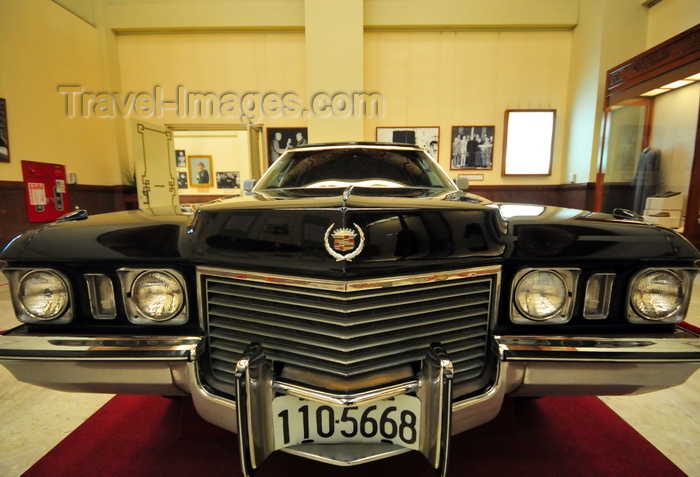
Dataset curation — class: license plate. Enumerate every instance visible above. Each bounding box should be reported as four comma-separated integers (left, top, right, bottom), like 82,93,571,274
272,395,421,450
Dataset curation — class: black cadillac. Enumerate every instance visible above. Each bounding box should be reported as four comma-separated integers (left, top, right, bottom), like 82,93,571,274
1,142,700,476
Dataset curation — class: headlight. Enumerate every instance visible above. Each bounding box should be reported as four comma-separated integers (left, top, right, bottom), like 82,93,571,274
16,270,72,323
118,269,188,324
511,269,579,324
628,269,691,323
132,271,184,321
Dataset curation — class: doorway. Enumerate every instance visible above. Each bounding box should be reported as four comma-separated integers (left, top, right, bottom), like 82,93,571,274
598,24,700,248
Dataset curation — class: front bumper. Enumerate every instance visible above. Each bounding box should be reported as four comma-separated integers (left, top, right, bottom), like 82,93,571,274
1,326,700,475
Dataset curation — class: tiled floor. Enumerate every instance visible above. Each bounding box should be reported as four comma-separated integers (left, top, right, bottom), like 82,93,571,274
0,273,112,476
0,272,699,476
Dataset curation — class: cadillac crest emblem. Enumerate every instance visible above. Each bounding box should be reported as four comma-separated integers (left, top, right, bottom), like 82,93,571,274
324,223,365,261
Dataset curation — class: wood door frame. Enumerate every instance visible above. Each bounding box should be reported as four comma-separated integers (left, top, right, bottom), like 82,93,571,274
598,24,700,247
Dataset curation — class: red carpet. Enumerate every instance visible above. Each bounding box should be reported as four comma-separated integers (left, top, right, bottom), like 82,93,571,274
681,320,700,335
23,394,684,477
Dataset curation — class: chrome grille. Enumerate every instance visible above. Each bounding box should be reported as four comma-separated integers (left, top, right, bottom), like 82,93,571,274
200,266,498,390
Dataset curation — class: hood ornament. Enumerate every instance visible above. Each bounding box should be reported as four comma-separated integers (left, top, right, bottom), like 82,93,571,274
324,223,365,261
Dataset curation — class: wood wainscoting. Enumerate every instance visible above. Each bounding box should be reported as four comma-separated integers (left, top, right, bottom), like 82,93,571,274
0,181,133,250
468,183,595,211
1,181,596,250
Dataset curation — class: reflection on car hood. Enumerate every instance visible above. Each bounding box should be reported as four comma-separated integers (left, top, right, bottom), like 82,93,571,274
2,192,697,274
191,188,505,276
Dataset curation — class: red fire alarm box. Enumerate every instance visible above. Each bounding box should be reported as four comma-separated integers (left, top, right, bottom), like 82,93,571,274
21,160,71,223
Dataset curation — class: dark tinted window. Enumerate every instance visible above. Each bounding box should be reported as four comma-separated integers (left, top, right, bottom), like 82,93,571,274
258,147,451,189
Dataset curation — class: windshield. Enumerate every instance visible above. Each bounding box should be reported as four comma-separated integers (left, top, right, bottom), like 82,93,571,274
256,147,455,190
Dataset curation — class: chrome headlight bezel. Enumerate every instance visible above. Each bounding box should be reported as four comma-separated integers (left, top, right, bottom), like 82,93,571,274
510,268,579,324
583,272,616,320
117,268,188,325
5,268,74,324
84,273,117,320
627,268,696,324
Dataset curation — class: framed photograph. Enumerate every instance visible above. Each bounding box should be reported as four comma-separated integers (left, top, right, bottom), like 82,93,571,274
0,98,9,163
267,127,308,166
175,149,186,168
177,171,188,189
187,155,213,187
376,127,439,159
503,109,555,176
450,126,495,170
216,171,240,189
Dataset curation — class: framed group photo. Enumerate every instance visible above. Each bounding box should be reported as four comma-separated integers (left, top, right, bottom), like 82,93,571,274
267,127,308,166
188,155,213,187
450,126,495,170
376,127,440,159
216,171,240,189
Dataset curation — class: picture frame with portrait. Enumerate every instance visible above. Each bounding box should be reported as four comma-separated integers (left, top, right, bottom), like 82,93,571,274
450,126,495,170
267,127,308,166
177,171,188,189
175,149,187,168
188,155,213,187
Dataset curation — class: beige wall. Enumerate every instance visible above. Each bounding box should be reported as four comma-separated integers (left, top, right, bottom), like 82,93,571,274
647,0,700,47
103,0,579,32
117,32,307,129
0,0,118,184
365,31,572,184
1,0,699,191
119,29,571,185
564,0,650,186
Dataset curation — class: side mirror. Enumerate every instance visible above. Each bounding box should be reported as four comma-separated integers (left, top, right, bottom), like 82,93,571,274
243,179,257,192
612,208,644,222
453,176,469,191
56,209,89,223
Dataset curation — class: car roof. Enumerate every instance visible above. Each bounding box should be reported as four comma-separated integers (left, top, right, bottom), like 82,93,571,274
288,142,425,152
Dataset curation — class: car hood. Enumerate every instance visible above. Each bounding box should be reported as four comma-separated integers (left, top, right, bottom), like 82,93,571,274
188,188,507,276
2,189,697,277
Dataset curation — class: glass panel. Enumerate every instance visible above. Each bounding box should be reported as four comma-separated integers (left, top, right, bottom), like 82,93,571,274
601,104,647,214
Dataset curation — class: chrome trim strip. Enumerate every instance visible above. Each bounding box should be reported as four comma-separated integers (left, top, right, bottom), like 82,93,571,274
451,360,508,434
497,329,700,362
281,443,411,466
235,343,276,476
197,265,501,294
273,380,419,407
186,360,239,433
418,344,453,477
0,333,202,361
